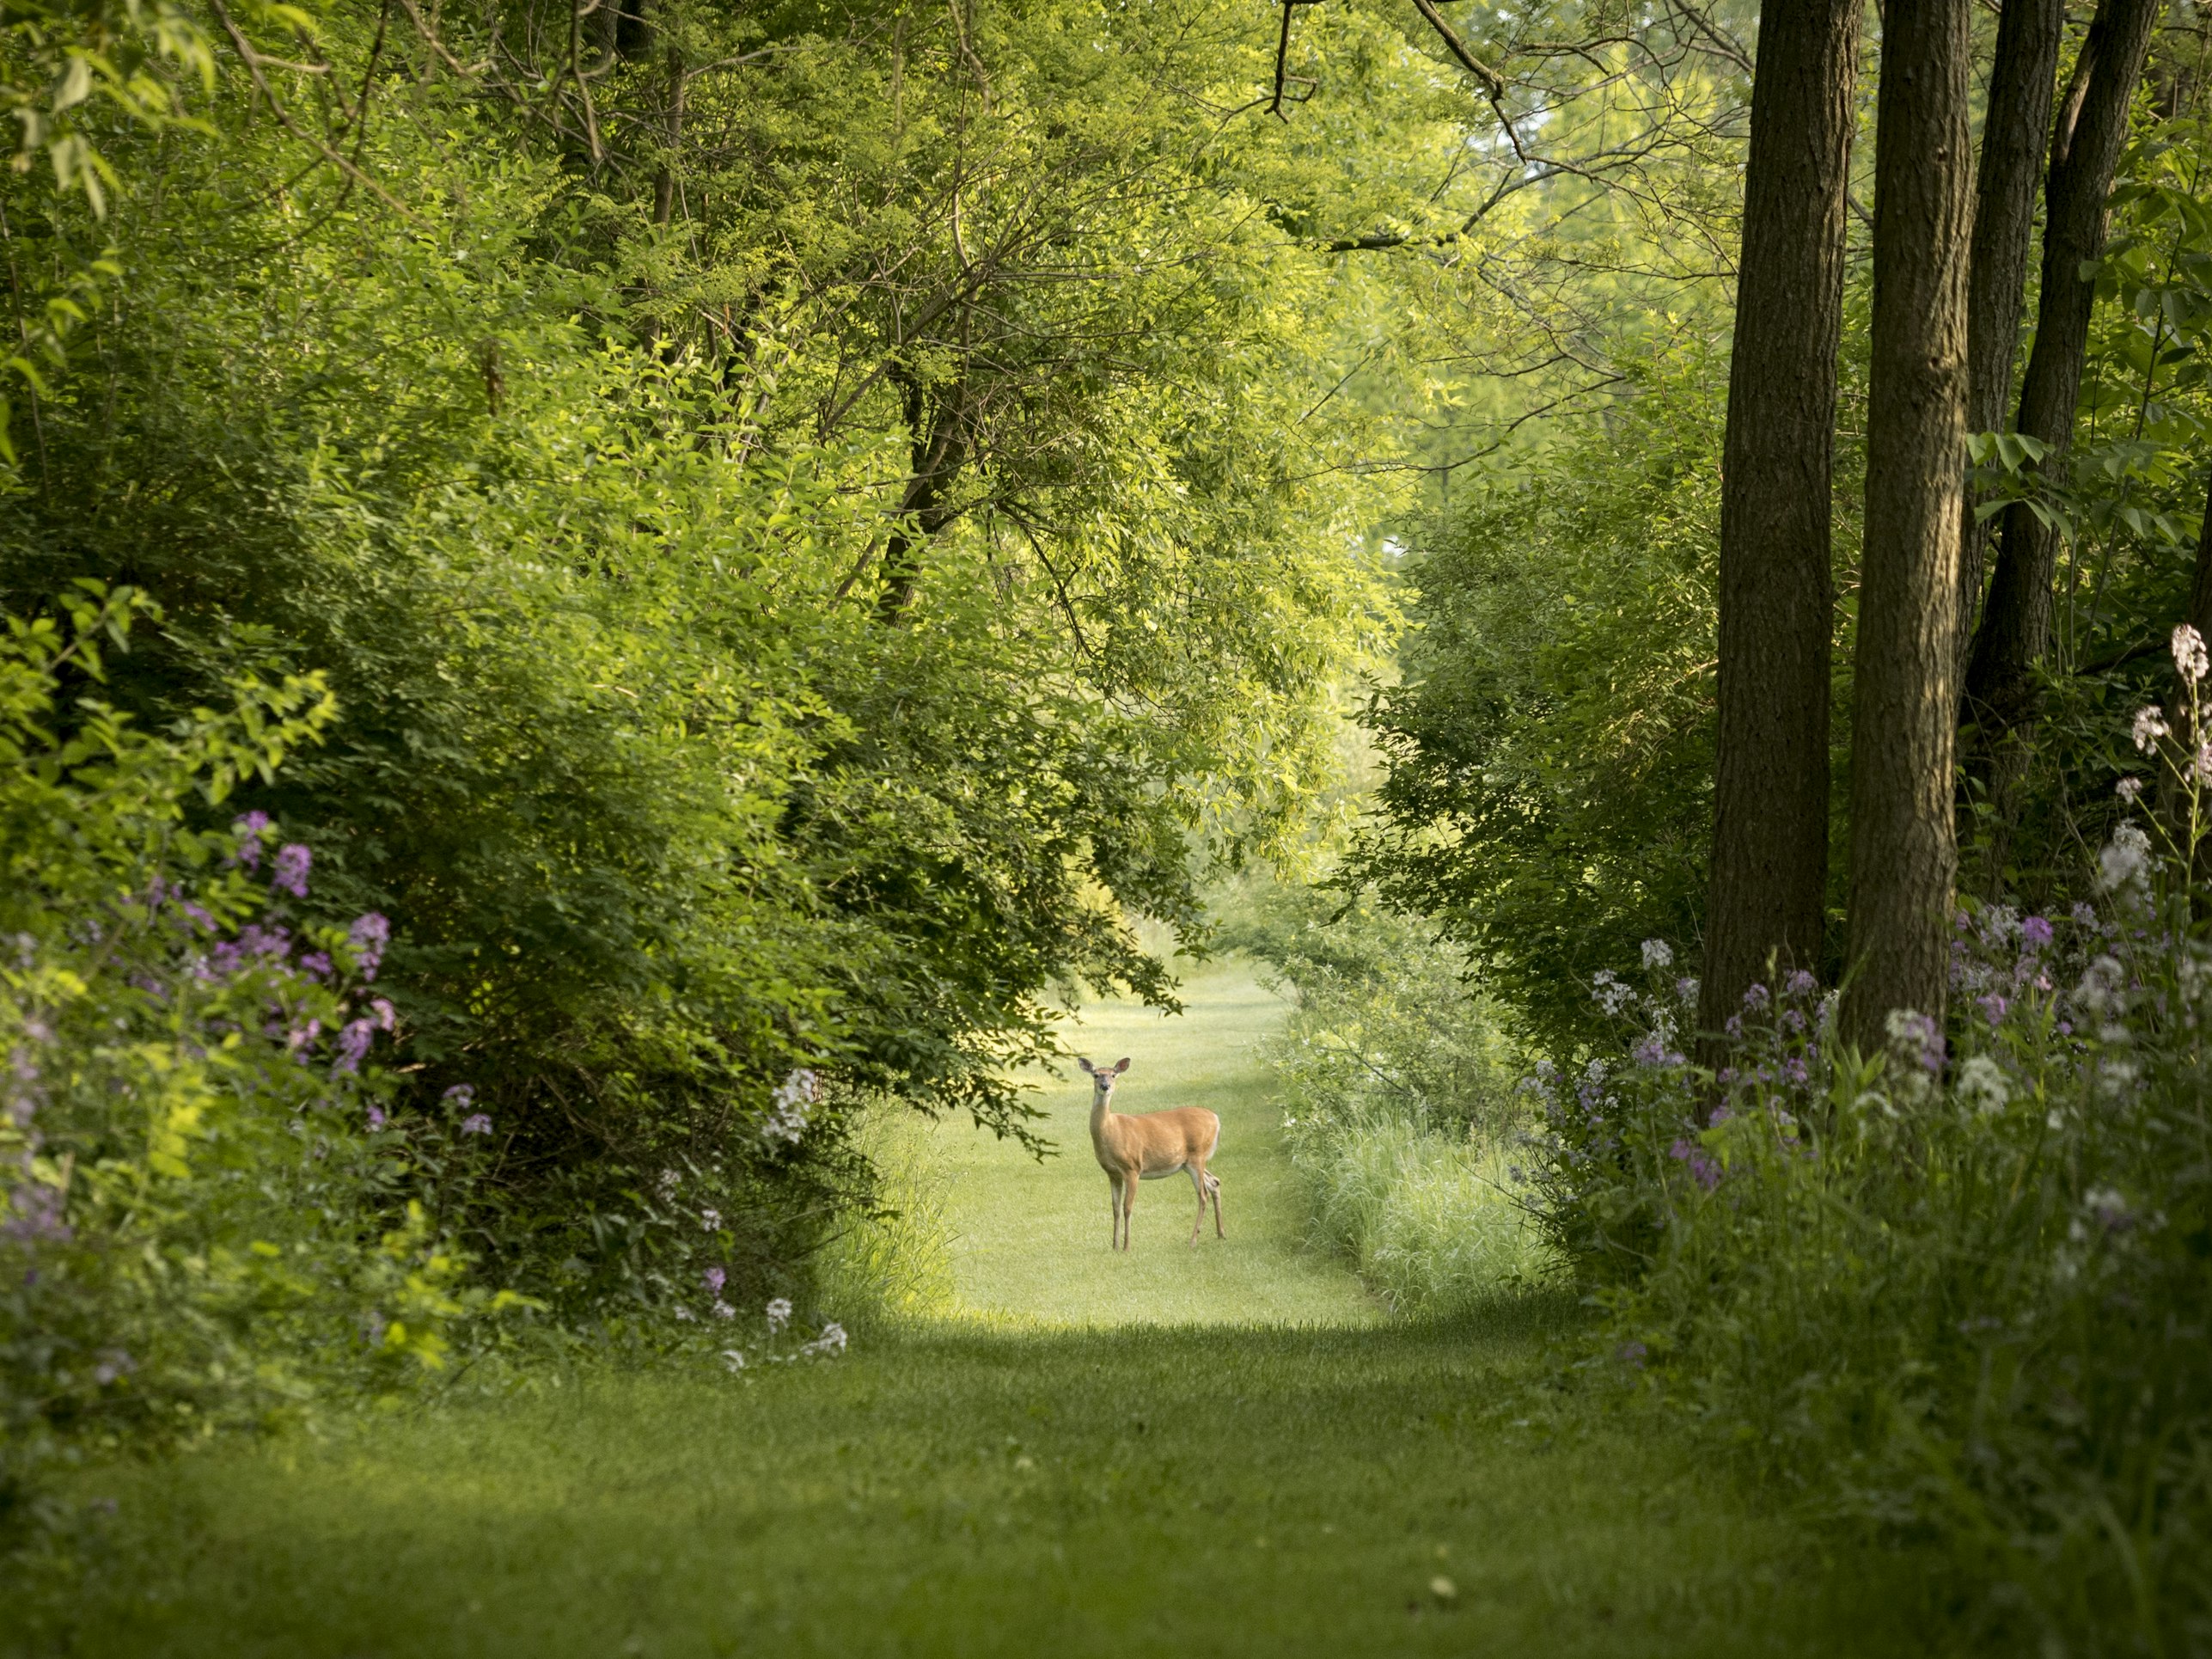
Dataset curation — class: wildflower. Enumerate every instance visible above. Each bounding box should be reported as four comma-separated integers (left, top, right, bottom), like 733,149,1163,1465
1667,1138,1722,1193
2196,744,2212,787
763,1068,819,1146
2084,1185,2136,1234
2133,706,2170,753
712,1301,736,1320
92,1349,135,1387
1782,1056,1809,1087
721,1350,747,1371
672,1306,694,1322
348,913,391,981
2116,776,2144,804
459,1113,492,1136
370,998,396,1032
657,1169,681,1197
1885,1009,1945,1074
230,811,271,868
704,1266,727,1295
1957,1054,2008,1115
1592,970,1632,1015
800,1321,848,1358
333,1019,375,1075
1616,1340,1647,1367
2174,624,2209,683
766,1297,792,1333
366,1105,388,1130
701,1207,722,1230
300,952,333,981
1742,983,1770,1012
2019,915,2053,952
287,1018,322,1054
1674,976,1700,1007
272,843,313,899
1784,970,1818,999
2098,823,2153,893
1631,1031,1684,1068
443,1084,475,1109
1977,993,2008,1027
1641,939,1674,970
1724,1014,1743,1039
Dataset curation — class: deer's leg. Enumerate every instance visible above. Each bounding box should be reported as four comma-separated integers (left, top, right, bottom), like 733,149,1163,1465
1120,1173,1140,1252
1185,1165,1206,1245
1107,1174,1121,1251
1209,1172,1225,1238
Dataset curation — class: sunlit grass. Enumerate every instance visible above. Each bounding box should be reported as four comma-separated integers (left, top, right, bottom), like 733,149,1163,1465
8,959,1954,1658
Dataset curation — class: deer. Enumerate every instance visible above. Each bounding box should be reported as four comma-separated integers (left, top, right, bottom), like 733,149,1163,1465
1078,1056,1223,1252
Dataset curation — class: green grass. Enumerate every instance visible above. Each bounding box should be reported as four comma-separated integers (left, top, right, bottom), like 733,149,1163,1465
5,959,1953,1658
932,964,1378,1326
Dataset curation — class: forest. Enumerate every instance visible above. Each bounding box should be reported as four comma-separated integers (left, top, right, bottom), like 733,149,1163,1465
2,0,2209,1650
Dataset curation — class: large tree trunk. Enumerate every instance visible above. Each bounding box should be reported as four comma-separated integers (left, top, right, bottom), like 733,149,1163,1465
1956,0,2067,676
1964,0,2164,734
1697,0,1861,1050
1841,0,1975,1053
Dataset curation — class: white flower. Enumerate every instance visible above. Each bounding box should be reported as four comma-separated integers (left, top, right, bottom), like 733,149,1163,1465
721,1349,747,1372
763,1068,819,1146
1641,939,1674,970
2097,823,2153,892
799,1321,848,1358
700,1207,723,1232
766,1296,792,1333
1956,1054,2008,1115
2117,776,2144,804
2133,705,2170,754
2173,624,2209,684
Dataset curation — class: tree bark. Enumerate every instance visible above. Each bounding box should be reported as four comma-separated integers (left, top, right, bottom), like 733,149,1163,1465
1842,0,1975,1052
1964,0,2163,733
1956,0,2067,675
878,369,969,620
1697,0,1862,1051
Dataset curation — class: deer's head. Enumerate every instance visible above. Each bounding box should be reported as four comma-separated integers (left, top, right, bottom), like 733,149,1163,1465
1077,1056,1131,1103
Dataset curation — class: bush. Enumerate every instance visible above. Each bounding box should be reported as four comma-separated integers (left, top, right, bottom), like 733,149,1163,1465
1521,647,2212,1651
1,589,530,1538
1224,878,1549,1313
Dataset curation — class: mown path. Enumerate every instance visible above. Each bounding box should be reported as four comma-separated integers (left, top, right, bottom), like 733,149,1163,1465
15,969,1943,1659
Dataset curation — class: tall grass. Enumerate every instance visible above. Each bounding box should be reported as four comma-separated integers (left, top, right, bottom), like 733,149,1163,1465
1223,878,1555,1313
815,1102,959,1325
1290,1114,1549,1313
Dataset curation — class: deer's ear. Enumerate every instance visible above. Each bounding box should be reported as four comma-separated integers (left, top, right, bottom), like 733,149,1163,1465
1113,1057,1132,1074
1076,1057,1096,1075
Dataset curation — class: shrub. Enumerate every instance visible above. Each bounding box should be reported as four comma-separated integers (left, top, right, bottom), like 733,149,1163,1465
1521,634,2212,1651
1,589,529,1538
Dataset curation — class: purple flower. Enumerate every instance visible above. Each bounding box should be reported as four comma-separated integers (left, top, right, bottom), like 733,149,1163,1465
1783,969,1818,999
300,952,333,981
271,844,312,899
231,811,271,868
1977,993,2009,1028
333,1019,375,1075
1742,983,1770,1012
370,998,396,1032
1,1180,71,1243
1724,1013,1743,1039
348,913,390,981
704,1266,727,1295
459,1113,492,1136
443,1084,474,1109
287,1018,322,1053
1667,1138,1722,1192
366,1105,388,1130
2018,915,2053,952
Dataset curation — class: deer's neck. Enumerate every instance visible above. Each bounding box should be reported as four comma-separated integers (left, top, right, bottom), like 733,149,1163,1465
1089,1088,1118,1148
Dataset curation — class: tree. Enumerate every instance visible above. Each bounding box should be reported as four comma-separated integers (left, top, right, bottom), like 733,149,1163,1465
1841,0,1975,1050
1965,0,2165,750
1696,0,1861,1045
1957,0,2068,676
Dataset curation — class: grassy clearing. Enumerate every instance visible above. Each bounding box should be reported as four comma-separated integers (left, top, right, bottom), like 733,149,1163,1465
15,1314,1942,1659
6,957,1953,1657
928,964,1378,1327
